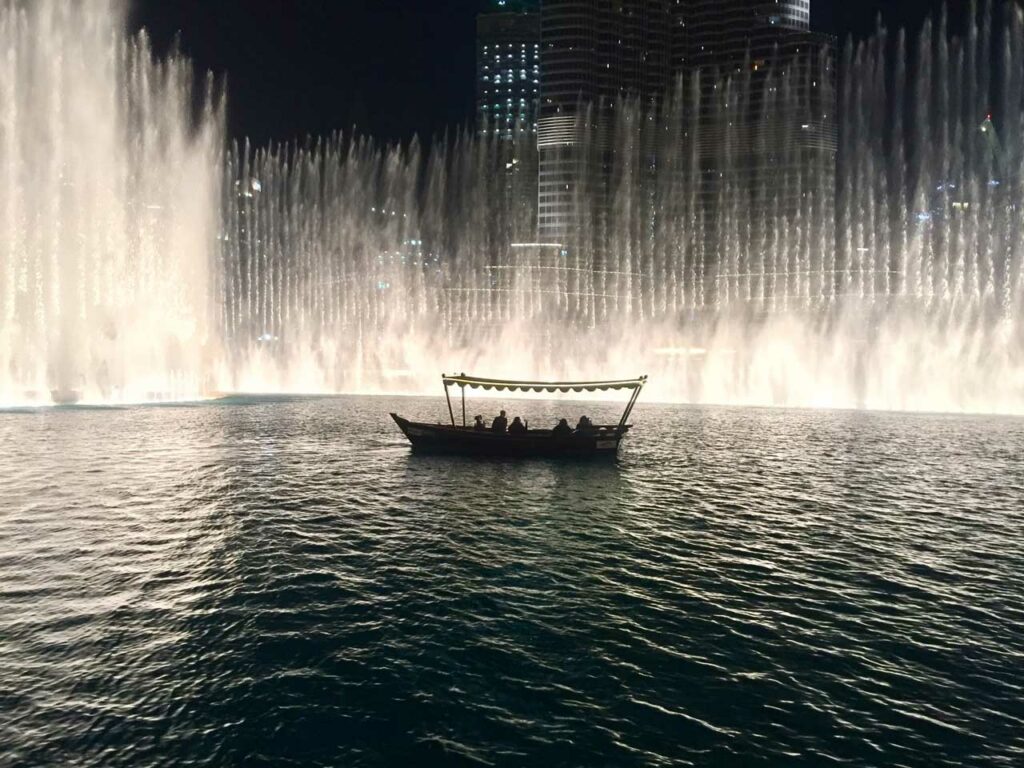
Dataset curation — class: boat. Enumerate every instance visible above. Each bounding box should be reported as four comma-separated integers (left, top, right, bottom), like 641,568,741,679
391,373,647,457
50,389,82,405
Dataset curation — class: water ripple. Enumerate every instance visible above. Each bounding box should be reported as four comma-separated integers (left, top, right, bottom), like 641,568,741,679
1,397,1022,767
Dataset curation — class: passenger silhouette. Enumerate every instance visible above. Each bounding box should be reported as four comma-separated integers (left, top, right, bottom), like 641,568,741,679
473,415,486,431
552,418,572,438
575,415,595,435
492,410,508,433
509,416,527,434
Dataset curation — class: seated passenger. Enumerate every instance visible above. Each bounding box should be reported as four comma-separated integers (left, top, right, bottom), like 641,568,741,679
575,415,595,435
473,415,486,431
491,410,508,433
552,418,572,438
508,416,527,434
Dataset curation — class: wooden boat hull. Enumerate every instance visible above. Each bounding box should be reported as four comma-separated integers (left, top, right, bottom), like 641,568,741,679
391,413,625,458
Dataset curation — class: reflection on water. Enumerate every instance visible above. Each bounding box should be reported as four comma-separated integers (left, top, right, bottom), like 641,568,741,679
1,397,1022,767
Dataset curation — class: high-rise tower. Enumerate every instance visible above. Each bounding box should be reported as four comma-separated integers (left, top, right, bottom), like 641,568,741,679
537,0,679,242
684,0,837,307
686,0,811,70
526,0,833,306
476,1,541,139
476,1,542,240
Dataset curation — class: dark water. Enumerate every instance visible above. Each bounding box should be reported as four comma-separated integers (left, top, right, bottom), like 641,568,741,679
1,396,1023,767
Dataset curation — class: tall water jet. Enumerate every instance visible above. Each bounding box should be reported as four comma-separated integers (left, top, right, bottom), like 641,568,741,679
219,2,1024,414
0,0,222,405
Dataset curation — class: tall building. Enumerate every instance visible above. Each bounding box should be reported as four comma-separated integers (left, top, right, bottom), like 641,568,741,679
476,1,541,139
517,0,834,304
476,1,541,240
537,0,679,242
685,0,837,306
687,1,811,68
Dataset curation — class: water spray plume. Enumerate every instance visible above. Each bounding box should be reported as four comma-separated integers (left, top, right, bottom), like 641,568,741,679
1,1,1023,414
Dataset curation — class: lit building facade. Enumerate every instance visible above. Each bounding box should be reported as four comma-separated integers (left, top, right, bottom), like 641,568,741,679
686,1,812,69
476,1,541,139
537,0,679,242
500,0,834,304
477,1,541,241
684,0,837,305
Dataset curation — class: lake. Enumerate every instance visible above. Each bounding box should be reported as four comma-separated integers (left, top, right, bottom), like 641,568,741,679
1,396,1022,766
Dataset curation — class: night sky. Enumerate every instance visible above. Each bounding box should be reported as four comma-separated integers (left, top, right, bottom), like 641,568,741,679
130,0,968,146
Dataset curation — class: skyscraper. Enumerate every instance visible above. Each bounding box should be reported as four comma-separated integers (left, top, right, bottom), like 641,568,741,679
685,0,829,146
476,1,542,239
686,1,812,69
490,0,834,310
684,0,837,306
537,0,679,242
476,1,541,139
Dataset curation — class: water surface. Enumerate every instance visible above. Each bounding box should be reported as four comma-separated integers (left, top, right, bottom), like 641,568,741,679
1,397,1022,766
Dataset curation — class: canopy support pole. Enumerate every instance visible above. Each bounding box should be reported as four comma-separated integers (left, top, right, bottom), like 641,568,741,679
461,386,466,427
443,377,455,426
617,384,643,433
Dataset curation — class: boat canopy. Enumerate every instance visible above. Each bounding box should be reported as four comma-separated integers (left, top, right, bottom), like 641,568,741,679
442,374,647,393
